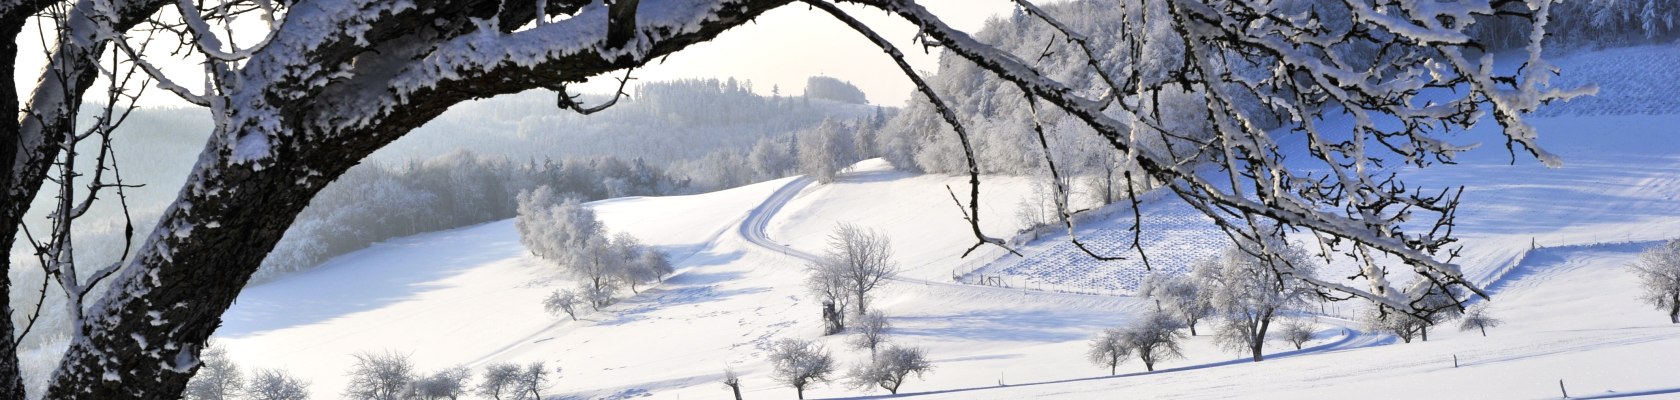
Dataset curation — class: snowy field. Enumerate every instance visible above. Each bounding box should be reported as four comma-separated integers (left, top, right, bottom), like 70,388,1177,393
216,44,1680,399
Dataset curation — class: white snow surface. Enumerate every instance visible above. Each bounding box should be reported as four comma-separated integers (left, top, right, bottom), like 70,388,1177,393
219,45,1680,399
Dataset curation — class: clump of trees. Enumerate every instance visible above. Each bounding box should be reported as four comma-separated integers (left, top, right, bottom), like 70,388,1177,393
411,366,472,400
182,342,309,400
768,339,836,400
804,76,870,105
263,152,686,283
1631,239,1680,323
1086,311,1186,374
805,224,899,334
516,186,674,312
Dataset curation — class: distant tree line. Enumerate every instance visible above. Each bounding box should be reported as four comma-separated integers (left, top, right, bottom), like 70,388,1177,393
258,152,685,283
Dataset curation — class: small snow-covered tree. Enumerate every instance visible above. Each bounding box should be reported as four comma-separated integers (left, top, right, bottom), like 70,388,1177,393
768,338,835,400
817,223,898,316
513,362,553,400
1087,328,1130,376
1631,239,1680,323
412,366,472,400
580,278,620,311
246,369,310,400
183,343,243,400
1276,319,1316,350
1199,239,1318,362
475,363,521,400
806,260,854,335
544,290,583,321
1122,312,1187,372
1408,283,1466,342
849,311,892,356
846,345,932,395
1140,273,1214,335
609,234,665,293
1458,304,1504,337
343,351,416,400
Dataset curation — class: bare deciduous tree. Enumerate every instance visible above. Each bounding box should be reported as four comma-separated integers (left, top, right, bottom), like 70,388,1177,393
344,351,416,400
183,342,243,400
1275,319,1315,350
247,368,311,400
413,366,473,400
846,345,932,395
1199,239,1317,361
544,290,583,321
848,311,891,356
475,363,521,400
1122,312,1186,372
721,366,743,400
514,362,554,400
1087,327,1129,376
1632,239,1680,323
812,223,897,316
1140,272,1213,335
1457,304,1504,337
768,338,835,400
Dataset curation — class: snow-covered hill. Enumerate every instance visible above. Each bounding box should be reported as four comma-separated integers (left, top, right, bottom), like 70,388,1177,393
218,44,1680,399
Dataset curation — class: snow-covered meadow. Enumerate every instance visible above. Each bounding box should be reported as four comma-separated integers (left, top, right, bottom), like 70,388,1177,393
207,42,1680,399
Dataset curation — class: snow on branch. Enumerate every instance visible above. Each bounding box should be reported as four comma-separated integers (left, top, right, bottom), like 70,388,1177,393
840,0,1594,318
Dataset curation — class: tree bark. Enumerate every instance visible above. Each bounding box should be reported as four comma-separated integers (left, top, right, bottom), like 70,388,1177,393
1251,311,1272,362
41,1,791,397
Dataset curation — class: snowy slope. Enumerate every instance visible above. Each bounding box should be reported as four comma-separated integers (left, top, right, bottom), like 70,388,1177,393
218,43,1680,400
218,178,792,398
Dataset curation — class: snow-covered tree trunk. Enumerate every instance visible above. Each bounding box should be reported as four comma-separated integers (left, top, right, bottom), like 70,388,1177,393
0,0,170,396
37,1,793,397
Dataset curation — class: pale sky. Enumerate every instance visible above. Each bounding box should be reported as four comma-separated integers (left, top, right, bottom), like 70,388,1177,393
13,1,1017,109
